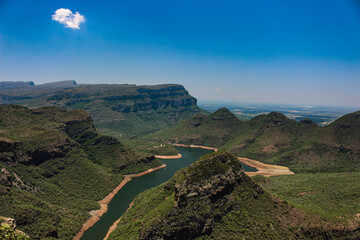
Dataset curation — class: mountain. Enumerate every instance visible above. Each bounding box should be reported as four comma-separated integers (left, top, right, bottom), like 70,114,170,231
0,81,203,139
0,81,34,90
108,151,358,239
0,105,162,239
140,108,360,173
151,108,242,147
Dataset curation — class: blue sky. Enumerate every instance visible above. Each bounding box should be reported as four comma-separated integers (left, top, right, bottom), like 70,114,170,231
1,0,360,107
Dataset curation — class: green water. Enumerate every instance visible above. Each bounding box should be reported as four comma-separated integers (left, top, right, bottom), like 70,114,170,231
81,147,257,240
240,162,258,172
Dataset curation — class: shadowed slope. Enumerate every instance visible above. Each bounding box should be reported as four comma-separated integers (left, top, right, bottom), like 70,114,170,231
0,82,203,140
109,151,359,240
138,108,360,173
0,105,161,239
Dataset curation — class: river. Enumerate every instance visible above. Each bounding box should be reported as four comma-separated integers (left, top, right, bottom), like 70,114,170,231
80,147,257,240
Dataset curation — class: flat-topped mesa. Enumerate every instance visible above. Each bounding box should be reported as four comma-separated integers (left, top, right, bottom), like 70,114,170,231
0,81,34,90
36,80,77,89
109,84,197,113
0,82,202,138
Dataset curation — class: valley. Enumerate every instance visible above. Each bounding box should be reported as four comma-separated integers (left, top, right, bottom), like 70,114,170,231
0,81,203,140
0,105,162,238
0,81,359,239
81,147,214,240
108,151,359,239
2,2,360,239
199,102,358,126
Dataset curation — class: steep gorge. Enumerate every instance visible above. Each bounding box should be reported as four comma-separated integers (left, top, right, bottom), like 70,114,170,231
0,82,202,139
109,151,359,240
0,105,162,239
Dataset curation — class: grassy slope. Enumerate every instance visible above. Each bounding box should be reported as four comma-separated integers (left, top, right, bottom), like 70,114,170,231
109,152,358,240
256,172,360,221
130,109,241,155
94,105,202,140
0,105,162,239
133,107,360,233
137,108,360,173
0,83,203,141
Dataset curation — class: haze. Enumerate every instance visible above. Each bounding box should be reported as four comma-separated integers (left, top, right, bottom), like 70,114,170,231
1,0,360,107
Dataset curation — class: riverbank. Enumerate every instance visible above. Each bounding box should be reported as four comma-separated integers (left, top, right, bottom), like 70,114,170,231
173,143,293,177
73,164,166,240
154,153,182,159
103,201,134,240
237,157,294,177
172,143,218,151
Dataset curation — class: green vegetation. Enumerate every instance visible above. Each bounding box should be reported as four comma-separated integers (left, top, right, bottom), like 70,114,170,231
2,83,360,239
0,217,28,240
137,107,360,173
109,151,358,239
125,107,359,239
257,172,360,221
0,225,28,240
108,182,176,239
0,82,203,140
95,106,202,140
0,105,162,239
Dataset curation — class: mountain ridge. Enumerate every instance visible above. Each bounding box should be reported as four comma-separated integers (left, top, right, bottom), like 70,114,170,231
108,151,359,239
0,105,162,238
0,81,203,140
139,107,360,173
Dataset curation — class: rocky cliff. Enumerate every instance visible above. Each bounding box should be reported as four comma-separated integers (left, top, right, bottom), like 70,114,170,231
138,152,262,240
109,151,359,240
0,105,162,239
0,82,202,139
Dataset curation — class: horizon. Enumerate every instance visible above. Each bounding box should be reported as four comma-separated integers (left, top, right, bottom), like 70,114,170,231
1,0,360,107
2,79,360,109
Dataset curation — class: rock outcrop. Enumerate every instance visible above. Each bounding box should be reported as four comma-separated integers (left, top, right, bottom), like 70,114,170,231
0,105,162,239
0,216,29,239
109,151,360,240
138,152,262,240
0,82,202,138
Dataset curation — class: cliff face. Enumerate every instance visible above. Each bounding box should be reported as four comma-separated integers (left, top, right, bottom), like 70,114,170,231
107,85,197,113
109,151,360,240
138,152,262,240
0,82,202,139
0,81,34,90
0,106,94,166
0,105,162,239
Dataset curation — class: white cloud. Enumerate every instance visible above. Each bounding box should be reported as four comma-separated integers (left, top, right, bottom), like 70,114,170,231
215,88,224,92
52,8,85,30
